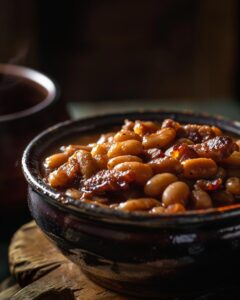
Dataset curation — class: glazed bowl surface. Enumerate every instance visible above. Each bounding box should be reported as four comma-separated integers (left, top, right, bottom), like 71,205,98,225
22,111,240,298
0,63,61,239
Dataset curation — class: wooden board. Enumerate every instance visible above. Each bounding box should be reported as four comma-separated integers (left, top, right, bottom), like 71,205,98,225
0,277,21,300
5,221,135,300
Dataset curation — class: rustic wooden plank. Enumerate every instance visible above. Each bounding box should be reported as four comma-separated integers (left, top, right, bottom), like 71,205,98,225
8,221,134,299
0,277,15,292
0,284,21,300
0,277,21,300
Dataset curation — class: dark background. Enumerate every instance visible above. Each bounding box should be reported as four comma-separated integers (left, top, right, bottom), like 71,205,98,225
0,0,238,101
0,0,239,282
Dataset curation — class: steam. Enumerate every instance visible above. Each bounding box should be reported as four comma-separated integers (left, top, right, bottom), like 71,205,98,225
0,44,33,117
8,43,28,64
0,43,29,90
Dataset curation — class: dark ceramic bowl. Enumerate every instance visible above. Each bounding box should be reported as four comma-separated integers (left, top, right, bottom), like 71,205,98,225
0,64,62,240
22,111,240,298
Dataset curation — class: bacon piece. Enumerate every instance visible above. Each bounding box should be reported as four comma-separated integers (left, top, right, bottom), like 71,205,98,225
194,178,222,191
179,124,216,143
82,169,135,195
170,144,198,162
133,120,159,136
161,119,181,131
192,136,238,161
48,155,80,188
143,148,165,161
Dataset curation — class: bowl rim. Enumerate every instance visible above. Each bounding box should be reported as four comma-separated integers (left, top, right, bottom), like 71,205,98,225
22,110,240,227
0,63,58,123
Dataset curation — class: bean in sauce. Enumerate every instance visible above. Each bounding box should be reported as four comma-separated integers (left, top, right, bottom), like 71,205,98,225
42,119,240,214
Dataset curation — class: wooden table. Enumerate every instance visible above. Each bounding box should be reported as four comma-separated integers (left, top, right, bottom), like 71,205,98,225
0,221,131,300
1,221,240,300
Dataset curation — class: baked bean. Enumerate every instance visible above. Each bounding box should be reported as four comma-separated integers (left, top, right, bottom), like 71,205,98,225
148,157,183,174
191,189,213,209
165,203,186,213
226,177,240,194
221,151,240,168
76,150,98,178
91,144,108,156
108,155,142,169
107,140,143,158
122,119,134,131
44,152,69,169
113,129,141,142
48,168,71,188
91,144,109,169
162,181,190,207
161,119,181,131
118,198,161,211
212,190,235,206
63,144,91,156
142,128,176,149
94,154,108,169
144,173,178,197
150,206,165,214
182,158,217,179
114,162,152,184
97,132,115,144
65,188,82,199
133,120,159,136
48,156,79,188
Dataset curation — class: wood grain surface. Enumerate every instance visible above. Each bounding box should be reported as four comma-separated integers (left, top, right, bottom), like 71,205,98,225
4,221,134,300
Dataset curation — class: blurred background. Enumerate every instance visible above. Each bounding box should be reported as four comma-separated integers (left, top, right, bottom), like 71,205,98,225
0,0,239,282
1,0,239,106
